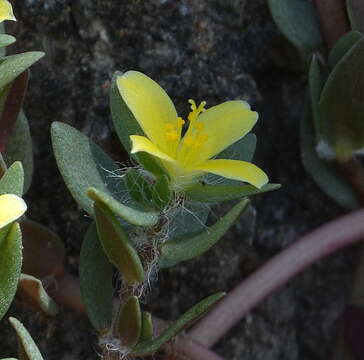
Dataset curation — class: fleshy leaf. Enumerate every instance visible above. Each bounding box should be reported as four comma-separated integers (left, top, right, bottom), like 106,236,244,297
17,274,59,316
152,175,171,210
87,187,159,227
116,296,142,348
268,0,323,53
79,223,113,333
94,202,145,285
319,37,364,160
185,183,280,203
3,112,33,194
300,102,359,209
132,292,225,357
20,220,64,279
329,31,363,69
205,134,257,186
110,71,144,153
0,34,15,48
0,161,24,196
158,201,210,268
0,223,22,320
347,0,364,33
0,52,44,90
125,169,154,209
51,122,125,216
8,317,44,360
0,71,29,153
161,199,249,262
135,152,167,178
309,55,325,141
140,312,153,342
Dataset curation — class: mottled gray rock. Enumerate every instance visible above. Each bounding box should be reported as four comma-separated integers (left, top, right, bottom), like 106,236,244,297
0,1,354,359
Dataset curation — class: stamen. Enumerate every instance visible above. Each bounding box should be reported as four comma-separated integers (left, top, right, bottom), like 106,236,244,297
187,99,207,123
166,131,178,141
195,122,205,131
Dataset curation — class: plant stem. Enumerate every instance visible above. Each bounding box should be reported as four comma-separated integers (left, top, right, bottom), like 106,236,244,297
313,0,349,50
188,209,364,347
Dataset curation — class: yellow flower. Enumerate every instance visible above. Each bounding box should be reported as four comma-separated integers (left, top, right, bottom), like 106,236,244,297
0,0,15,22
0,194,26,229
117,71,268,190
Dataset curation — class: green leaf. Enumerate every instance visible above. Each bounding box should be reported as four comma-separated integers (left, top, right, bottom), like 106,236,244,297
300,102,359,209
0,52,44,89
110,71,144,153
0,71,29,154
3,112,33,194
159,202,211,269
80,223,113,333
0,34,15,48
0,161,24,196
116,296,142,348
132,292,225,356
51,122,126,216
94,202,145,285
268,0,323,53
217,133,256,162
347,0,364,33
88,187,159,227
8,317,44,360
319,37,364,160
125,169,154,208
205,134,256,186
161,199,249,262
18,274,59,316
135,152,167,178
309,55,325,141
0,223,22,320
185,183,280,203
140,312,153,342
329,31,362,69
20,220,64,279
152,175,172,210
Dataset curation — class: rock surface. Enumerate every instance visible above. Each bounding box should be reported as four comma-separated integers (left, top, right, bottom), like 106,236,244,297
0,1,355,359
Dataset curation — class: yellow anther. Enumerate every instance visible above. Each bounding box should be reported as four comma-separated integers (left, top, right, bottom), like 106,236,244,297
166,130,178,141
195,122,205,131
184,136,194,146
166,123,175,131
177,117,185,126
198,134,208,143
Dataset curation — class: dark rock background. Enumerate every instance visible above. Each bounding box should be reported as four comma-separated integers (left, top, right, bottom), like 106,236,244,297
0,0,356,359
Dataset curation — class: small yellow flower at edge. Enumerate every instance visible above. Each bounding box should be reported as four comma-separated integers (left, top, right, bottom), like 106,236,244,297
0,0,16,23
117,71,268,191
0,194,26,229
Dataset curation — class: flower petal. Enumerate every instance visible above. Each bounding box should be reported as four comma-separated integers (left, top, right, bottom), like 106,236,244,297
0,194,26,229
117,71,178,154
194,159,268,188
130,135,174,162
0,0,15,22
180,100,258,166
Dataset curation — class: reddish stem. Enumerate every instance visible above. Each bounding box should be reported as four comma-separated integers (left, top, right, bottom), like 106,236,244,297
188,209,364,347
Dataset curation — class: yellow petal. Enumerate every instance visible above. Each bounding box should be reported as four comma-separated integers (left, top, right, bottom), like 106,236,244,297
0,194,26,229
130,135,174,162
194,159,268,188
179,100,258,166
0,0,16,22
117,71,178,155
